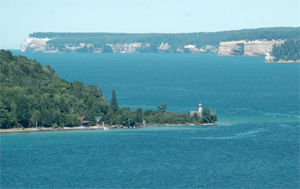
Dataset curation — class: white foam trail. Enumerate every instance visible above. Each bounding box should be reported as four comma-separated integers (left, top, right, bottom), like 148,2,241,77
198,128,268,140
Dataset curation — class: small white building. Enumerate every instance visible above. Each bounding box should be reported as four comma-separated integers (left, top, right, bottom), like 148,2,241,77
189,102,203,117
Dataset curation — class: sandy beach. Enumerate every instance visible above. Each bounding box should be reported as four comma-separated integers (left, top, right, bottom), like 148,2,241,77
0,123,215,133
0,125,107,133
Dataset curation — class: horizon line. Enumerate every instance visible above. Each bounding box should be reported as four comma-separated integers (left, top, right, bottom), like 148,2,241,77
29,26,300,35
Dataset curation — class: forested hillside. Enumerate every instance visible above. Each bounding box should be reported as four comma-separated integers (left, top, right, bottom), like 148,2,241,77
0,50,109,128
223,27,300,41
29,27,300,51
0,50,216,129
271,39,300,61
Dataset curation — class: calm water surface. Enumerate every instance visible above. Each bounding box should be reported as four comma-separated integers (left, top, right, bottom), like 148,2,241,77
1,51,299,188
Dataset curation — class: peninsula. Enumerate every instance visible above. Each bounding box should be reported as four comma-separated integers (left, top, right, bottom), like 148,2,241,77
0,50,217,131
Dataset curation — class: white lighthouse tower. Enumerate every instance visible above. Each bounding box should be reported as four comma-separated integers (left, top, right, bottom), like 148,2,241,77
198,102,203,115
189,101,203,117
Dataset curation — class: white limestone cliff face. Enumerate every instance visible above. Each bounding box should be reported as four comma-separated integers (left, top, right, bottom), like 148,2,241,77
157,42,171,52
184,45,199,53
21,37,99,53
66,43,85,52
218,40,284,56
217,41,244,56
21,37,218,54
21,38,56,52
179,44,217,53
20,36,285,56
107,43,145,53
244,40,284,56
176,48,184,53
199,45,218,53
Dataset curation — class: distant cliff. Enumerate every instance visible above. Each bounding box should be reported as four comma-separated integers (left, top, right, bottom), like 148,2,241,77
218,40,285,57
21,38,218,54
21,27,299,54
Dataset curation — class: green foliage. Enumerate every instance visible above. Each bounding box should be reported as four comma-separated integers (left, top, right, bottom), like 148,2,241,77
202,108,217,123
192,113,201,124
31,110,41,128
134,108,143,123
210,114,217,123
64,114,80,127
224,27,300,41
271,39,300,61
143,110,194,125
0,50,108,128
0,102,10,129
143,104,200,125
157,103,167,112
202,108,210,117
52,123,58,129
102,45,113,53
110,90,119,113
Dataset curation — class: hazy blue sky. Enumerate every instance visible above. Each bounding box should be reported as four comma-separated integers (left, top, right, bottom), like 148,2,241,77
1,0,299,49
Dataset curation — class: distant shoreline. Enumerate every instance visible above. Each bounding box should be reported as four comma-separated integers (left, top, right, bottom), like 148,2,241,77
0,123,215,133
265,60,300,63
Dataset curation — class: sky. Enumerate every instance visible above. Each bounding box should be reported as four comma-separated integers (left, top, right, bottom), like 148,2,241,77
0,0,299,49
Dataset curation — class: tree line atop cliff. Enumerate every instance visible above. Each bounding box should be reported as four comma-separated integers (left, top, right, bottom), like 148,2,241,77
29,27,300,51
0,50,216,129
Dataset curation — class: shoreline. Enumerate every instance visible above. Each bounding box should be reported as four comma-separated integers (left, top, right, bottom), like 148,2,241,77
0,123,215,133
265,60,300,63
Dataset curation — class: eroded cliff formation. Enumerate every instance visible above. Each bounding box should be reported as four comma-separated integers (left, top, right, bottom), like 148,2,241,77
21,37,284,56
218,40,285,56
20,38,58,53
20,38,217,54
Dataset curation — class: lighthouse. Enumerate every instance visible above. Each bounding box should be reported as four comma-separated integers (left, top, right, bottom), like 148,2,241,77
189,101,203,117
198,102,203,115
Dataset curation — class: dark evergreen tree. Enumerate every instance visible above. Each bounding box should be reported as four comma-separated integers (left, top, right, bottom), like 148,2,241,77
0,102,9,129
157,103,167,113
110,90,119,113
99,88,103,96
134,108,143,123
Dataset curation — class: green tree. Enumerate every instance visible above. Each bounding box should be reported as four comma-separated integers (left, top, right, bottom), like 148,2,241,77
202,108,210,117
144,109,154,116
120,108,137,127
52,123,58,129
65,113,80,127
31,110,41,128
16,97,31,127
86,110,96,126
157,103,167,113
0,102,9,129
110,89,119,113
99,88,103,96
192,112,199,123
59,97,68,113
210,114,217,123
134,108,143,123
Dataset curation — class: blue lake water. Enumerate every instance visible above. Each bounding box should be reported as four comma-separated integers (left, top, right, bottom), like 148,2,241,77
1,51,299,188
